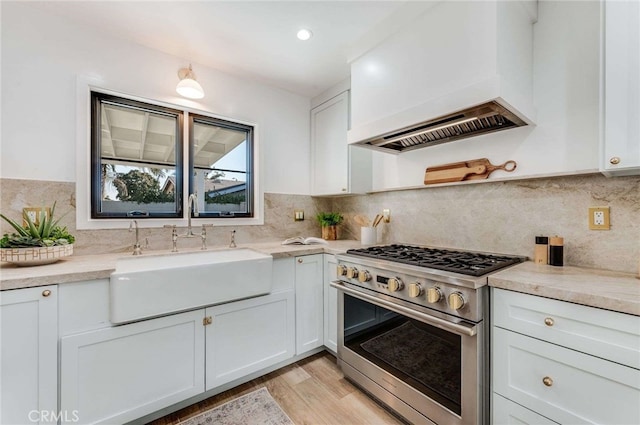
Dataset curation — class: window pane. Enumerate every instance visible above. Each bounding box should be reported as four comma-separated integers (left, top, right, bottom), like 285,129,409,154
191,116,253,217
91,93,183,218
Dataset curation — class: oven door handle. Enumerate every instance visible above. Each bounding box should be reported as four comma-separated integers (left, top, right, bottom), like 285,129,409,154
331,280,478,337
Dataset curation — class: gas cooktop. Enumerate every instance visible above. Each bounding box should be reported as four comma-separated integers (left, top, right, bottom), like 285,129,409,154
345,244,525,277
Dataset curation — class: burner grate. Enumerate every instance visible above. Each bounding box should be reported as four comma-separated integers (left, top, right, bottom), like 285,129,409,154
346,244,524,277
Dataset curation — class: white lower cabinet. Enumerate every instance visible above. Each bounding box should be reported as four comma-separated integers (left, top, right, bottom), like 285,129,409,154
491,288,640,425
205,290,295,390
323,254,338,353
295,254,324,354
1,285,58,425
492,394,559,424
60,310,205,425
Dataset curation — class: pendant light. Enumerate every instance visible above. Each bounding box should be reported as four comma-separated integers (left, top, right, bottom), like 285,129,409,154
176,64,205,99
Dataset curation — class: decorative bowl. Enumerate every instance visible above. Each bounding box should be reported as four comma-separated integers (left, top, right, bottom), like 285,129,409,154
0,244,73,267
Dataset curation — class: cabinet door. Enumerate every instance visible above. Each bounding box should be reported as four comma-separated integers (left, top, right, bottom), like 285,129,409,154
1,286,57,425
493,327,640,425
311,91,349,195
323,254,338,353
60,310,205,425
295,254,324,354
603,0,640,175
205,290,295,390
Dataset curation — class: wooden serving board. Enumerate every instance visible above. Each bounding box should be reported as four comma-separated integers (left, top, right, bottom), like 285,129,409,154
424,158,517,185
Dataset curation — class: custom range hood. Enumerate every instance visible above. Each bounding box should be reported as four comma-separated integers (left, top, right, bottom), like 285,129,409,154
348,0,538,154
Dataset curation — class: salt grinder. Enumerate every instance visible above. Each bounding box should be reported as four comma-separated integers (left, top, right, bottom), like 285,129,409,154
549,236,564,267
534,236,549,265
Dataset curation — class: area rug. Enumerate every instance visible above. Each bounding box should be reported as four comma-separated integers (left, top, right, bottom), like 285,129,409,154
177,387,294,425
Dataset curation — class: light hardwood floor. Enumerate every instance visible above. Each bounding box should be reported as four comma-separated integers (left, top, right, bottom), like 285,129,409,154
149,351,406,425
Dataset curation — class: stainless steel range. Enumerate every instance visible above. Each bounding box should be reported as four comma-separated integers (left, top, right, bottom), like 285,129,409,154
330,244,525,425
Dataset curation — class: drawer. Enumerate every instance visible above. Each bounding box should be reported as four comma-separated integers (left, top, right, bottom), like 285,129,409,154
493,327,640,424
492,393,559,424
492,288,640,369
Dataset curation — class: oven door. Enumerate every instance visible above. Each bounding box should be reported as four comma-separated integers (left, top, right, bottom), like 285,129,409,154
332,281,485,425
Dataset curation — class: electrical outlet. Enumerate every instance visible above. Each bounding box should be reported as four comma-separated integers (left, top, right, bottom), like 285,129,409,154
382,208,391,223
588,207,610,230
294,210,304,221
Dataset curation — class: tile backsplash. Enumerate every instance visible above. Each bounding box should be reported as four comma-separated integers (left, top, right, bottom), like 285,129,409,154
1,173,639,274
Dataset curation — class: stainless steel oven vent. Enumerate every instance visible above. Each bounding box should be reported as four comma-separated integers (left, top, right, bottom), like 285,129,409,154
357,101,528,153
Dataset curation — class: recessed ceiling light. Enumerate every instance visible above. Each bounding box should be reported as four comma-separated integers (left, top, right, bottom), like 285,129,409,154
297,29,313,41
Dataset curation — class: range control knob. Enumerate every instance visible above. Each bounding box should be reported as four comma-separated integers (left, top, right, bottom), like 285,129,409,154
388,277,404,292
346,267,359,279
336,265,348,276
408,282,423,298
426,286,443,304
358,270,372,283
448,292,466,310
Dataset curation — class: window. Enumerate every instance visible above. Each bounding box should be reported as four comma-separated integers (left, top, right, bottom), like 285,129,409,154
189,114,254,218
91,92,184,218
89,91,255,221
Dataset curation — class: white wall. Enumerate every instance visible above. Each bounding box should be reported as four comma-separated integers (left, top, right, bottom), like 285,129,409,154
0,2,310,195
358,1,601,190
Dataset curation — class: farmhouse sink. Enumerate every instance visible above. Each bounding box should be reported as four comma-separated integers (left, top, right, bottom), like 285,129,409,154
110,249,273,324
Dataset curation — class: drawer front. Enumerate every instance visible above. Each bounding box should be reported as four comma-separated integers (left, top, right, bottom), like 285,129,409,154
492,288,640,369
492,393,559,424
493,327,640,424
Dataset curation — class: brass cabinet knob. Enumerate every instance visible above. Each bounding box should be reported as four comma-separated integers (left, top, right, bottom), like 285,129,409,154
542,376,553,387
544,317,555,327
42,289,51,297
297,258,303,264
609,157,621,165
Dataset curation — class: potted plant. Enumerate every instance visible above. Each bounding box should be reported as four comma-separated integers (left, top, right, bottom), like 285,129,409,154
316,212,344,240
1,202,75,266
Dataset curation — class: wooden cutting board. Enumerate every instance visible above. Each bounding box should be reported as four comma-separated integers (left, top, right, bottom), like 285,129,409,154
424,158,517,185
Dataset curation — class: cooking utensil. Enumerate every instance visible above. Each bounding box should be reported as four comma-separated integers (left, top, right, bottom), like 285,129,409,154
424,158,517,185
372,214,383,227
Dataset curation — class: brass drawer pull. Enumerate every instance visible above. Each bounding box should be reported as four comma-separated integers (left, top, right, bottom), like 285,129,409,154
544,317,554,327
42,289,52,297
609,157,621,165
542,376,553,387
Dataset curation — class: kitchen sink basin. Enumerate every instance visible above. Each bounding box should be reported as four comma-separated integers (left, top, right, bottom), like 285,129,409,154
110,248,273,324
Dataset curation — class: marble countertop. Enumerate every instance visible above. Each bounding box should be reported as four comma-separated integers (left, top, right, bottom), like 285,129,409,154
489,261,640,316
4,244,639,316
0,240,362,291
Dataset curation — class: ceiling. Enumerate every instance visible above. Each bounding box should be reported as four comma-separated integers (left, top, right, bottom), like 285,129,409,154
29,1,434,98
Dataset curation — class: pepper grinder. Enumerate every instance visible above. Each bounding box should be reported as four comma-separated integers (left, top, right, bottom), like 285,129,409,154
534,236,549,265
549,236,564,267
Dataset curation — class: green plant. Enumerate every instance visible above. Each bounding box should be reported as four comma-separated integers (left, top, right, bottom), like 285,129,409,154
0,202,75,248
316,212,344,227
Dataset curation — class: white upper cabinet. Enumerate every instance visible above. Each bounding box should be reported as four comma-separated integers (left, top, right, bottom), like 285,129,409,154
602,0,640,175
311,90,371,196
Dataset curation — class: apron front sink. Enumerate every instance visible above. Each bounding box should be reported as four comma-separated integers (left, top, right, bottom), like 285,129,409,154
110,249,273,324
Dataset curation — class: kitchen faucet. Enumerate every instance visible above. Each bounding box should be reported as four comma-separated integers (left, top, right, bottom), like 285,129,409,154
183,193,199,237
129,220,142,255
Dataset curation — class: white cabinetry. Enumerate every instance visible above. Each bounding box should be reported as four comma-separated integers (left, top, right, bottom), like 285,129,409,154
491,288,640,424
1,286,58,425
311,91,371,196
602,0,640,175
323,254,338,353
295,254,324,354
205,290,295,390
60,310,205,425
